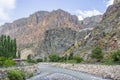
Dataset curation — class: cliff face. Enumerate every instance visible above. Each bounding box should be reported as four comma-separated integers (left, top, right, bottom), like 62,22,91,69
79,15,102,29
37,27,91,57
0,9,80,49
0,9,105,58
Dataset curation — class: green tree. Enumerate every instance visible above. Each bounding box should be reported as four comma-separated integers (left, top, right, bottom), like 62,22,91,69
0,35,17,58
91,47,103,62
48,54,59,62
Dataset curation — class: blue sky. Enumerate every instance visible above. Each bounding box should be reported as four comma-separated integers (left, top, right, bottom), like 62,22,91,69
0,0,114,25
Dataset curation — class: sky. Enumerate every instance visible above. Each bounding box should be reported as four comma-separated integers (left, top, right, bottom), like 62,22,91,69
0,0,114,26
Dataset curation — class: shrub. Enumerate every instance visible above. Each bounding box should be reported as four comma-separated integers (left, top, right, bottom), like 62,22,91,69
68,53,74,60
73,56,83,63
103,50,120,65
3,59,15,67
0,57,6,66
91,47,103,62
27,54,32,61
110,50,120,63
36,58,43,62
7,70,25,80
43,57,47,62
59,56,67,62
48,54,60,62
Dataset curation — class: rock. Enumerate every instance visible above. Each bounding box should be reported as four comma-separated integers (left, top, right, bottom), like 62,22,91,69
79,15,102,29
114,0,120,4
37,27,91,56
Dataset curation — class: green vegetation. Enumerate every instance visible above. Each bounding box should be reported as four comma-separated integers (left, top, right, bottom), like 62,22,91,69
3,59,16,67
0,57,15,67
7,70,25,80
104,50,120,65
73,56,83,63
0,35,17,58
36,58,43,62
47,53,83,63
66,60,77,63
48,54,60,62
111,50,120,63
91,47,103,62
0,35,17,67
27,54,36,63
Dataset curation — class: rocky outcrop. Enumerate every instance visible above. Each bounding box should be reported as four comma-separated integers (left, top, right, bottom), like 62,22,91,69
37,27,91,57
102,2,120,20
114,0,120,4
88,2,120,52
79,15,102,29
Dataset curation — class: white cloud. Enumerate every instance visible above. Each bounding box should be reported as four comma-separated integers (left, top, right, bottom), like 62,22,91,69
0,0,16,21
106,0,114,7
76,9,103,20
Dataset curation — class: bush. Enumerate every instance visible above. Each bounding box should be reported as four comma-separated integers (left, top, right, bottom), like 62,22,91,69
48,54,60,62
111,50,120,63
3,59,15,67
0,57,6,66
103,50,120,65
68,53,74,60
73,56,83,63
7,70,25,80
59,56,67,62
43,57,47,62
91,47,103,62
36,58,43,62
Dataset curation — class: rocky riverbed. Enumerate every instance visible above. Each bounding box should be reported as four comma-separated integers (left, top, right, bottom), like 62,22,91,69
39,63,120,80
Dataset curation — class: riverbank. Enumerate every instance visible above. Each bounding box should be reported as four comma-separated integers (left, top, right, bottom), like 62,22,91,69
39,63,120,80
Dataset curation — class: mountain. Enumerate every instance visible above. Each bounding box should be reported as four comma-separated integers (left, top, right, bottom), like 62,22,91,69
79,15,102,29
78,0,120,57
92,1,120,51
0,9,104,58
0,9,80,49
37,27,91,57
52,0,120,59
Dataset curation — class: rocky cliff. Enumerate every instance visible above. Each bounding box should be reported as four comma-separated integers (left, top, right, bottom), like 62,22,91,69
79,15,102,29
0,8,105,59
60,1,120,58
0,9,80,49
88,2,120,53
114,0,120,4
37,27,91,57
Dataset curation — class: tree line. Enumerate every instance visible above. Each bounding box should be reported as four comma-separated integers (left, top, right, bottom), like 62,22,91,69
0,35,17,58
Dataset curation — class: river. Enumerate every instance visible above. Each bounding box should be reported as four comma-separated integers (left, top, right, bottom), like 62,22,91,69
28,64,110,80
